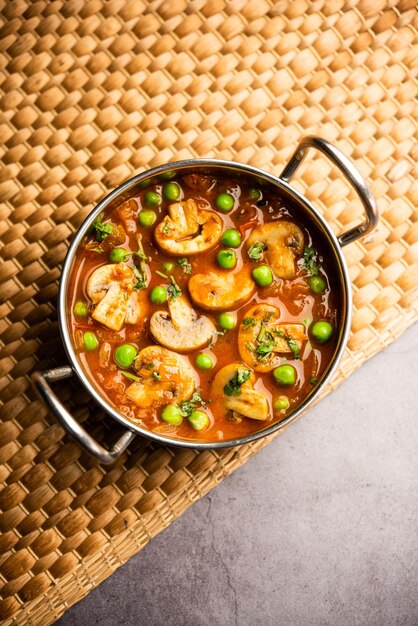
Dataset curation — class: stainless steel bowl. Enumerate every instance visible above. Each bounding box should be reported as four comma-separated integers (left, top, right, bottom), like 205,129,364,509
32,137,378,463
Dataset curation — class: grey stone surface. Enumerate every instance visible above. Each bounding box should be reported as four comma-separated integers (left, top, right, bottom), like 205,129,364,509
56,323,418,626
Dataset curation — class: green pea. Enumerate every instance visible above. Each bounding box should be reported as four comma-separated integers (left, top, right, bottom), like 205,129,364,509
161,403,183,426
215,193,234,212
308,275,327,294
114,344,138,368
218,312,236,330
83,331,99,351
150,285,167,304
163,182,181,201
273,365,296,386
311,321,333,343
217,249,237,270
249,188,261,200
158,170,176,180
138,209,157,227
74,301,88,317
252,265,273,287
273,396,290,411
110,247,128,263
162,261,175,273
188,410,210,431
144,191,161,206
195,353,214,370
221,228,242,248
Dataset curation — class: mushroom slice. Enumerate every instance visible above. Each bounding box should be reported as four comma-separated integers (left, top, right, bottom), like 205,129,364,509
155,198,222,256
211,363,269,421
246,221,304,279
188,268,256,311
86,263,142,331
125,346,195,408
150,294,215,353
239,304,307,372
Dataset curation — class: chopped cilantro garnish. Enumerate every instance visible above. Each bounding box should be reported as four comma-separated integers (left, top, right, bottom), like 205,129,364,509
167,275,182,300
178,258,192,275
133,265,146,291
250,324,276,361
91,216,113,242
133,250,147,262
248,241,266,261
273,328,301,360
120,371,140,382
310,377,318,385
145,362,154,370
224,368,251,396
242,317,257,328
255,341,276,360
256,324,266,343
302,246,319,275
133,234,148,290
180,390,208,416
287,337,300,360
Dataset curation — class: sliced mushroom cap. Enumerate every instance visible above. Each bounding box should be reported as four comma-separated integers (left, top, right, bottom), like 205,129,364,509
211,363,269,421
238,304,307,372
188,268,256,311
86,263,141,331
125,346,195,408
150,294,215,352
246,221,304,279
154,198,222,256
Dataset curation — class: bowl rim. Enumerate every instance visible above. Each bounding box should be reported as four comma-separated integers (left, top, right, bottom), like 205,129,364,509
58,158,352,450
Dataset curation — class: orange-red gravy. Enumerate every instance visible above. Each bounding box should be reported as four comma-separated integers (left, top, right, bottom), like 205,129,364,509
68,173,340,442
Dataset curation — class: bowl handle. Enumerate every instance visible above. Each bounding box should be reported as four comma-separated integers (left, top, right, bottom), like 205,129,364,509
31,366,136,464
280,136,378,247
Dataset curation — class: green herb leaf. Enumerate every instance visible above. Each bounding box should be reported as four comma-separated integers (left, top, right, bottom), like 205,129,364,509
177,258,192,275
133,265,146,291
133,234,148,290
224,368,251,396
287,337,301,360
242,317,257,328
91,216,113,242
310,377,318,385
256,324,266,343
167,275,182,300
302,246,319,276
133,250,148,262
180,390,208,416
145,362,155,370
252,324,276,361
120,371,140,382
248,241,266,261
273,329,301,360
255,341,276,360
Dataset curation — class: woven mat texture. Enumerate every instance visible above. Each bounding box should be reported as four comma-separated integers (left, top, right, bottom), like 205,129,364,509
0,1,417,624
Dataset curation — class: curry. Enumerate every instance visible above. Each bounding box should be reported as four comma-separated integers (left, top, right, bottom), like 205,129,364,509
68,172,340,443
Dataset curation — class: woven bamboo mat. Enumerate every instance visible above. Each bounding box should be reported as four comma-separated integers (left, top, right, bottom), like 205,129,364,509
0,1,417,623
